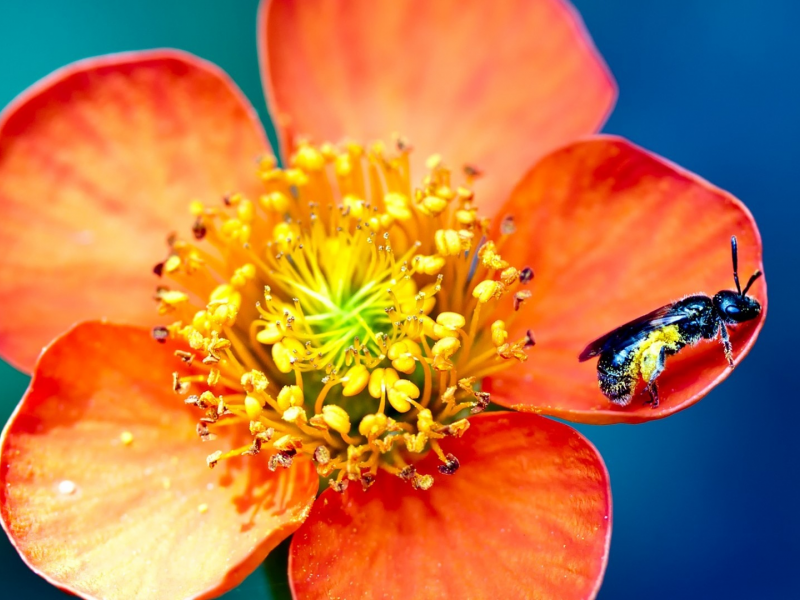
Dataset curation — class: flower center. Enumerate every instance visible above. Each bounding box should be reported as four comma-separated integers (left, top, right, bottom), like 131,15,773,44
154,138,534,492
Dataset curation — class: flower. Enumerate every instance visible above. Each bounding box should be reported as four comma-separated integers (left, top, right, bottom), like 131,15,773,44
0,2,765,600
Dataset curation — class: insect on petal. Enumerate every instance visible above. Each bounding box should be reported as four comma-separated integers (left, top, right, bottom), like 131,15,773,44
487,136,766,424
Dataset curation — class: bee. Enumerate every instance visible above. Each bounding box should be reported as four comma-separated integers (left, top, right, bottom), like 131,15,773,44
579,236,762,408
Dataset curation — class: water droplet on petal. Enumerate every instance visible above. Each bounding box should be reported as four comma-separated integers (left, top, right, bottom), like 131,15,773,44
58,480,77,495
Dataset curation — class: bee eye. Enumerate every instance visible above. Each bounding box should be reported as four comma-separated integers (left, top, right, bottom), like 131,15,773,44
725,304,741,317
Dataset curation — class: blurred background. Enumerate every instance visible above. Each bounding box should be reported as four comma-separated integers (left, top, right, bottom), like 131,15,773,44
0,1,798,598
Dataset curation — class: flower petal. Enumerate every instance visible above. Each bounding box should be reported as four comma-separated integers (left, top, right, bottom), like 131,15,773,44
259,0,615,213
289,412,611,600
0,322,318,600
488,136,766,424
0,50,270,373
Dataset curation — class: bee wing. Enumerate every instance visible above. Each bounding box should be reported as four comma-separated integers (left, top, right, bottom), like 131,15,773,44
578,303,685,361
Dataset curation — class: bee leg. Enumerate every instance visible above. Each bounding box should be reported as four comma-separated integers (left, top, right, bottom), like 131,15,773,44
719,323,734,367
643,346,668,409
647,382,660,408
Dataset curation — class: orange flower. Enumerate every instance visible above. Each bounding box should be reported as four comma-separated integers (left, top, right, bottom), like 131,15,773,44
0,1,764,599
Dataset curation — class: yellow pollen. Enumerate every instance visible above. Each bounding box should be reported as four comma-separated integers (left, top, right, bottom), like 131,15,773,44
244,395,265,420
321,405,352,434
342,364,370,396
277,385,303,411
158,137,535,490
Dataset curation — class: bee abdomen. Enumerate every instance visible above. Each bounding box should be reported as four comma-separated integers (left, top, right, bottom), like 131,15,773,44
597,351,637,406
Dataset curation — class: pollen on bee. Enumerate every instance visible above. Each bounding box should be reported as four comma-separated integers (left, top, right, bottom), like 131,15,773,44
157,136,537,491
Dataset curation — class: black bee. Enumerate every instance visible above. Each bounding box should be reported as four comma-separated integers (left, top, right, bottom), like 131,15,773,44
579,236,762,408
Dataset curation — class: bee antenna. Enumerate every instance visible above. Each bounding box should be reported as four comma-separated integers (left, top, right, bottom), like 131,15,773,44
742,270,762,296
730,236,742,295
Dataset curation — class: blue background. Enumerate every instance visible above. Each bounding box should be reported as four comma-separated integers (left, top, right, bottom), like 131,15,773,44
1,1,797,598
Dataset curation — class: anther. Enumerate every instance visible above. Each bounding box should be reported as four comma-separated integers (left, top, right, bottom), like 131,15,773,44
436,312,466,331
277,385,304,411
260,191,290,213
435,229,463,256
242,438,262,456
437,454,460,475
387,379,421,412
491,321,508,347
273,435,303,454
282,406,308,425
463,164,482,178
152,326,169,343
419,195,448,217
175,350,194,364
244,396,265,420
441,419,470,437
431,336,461,370
388,341,418,374
329,479,349,493
268,451,295,471
242,370,269,394
172,372,188,393
473,280,503,303
394,134,411,152
192,217,207,240
253,426,274,443
196,422,217,442
470,391,491,414
359,413,388,438
514,290,532,311
360,473,376,491
501,267,519,286
206,451,222,468
368,368,399,399
520,266,534,284
398,466,417,482
500,215,516,235
411,473,434,491
524,330,536,348
321,405,352,434
313,446,331,465
200,406,219,424
342,364,370,396
405,432,428,453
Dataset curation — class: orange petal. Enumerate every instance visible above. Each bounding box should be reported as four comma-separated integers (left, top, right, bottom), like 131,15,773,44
487,136,766,424
289,412,611,599
259,0,615,213
0,50,270,373
0,322,318,599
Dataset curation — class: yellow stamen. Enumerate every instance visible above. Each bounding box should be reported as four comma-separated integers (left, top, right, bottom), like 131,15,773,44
158,137,535,490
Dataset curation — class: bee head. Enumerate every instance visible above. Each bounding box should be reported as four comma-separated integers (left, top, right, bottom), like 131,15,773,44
719,235,763,324
713,290,761,324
